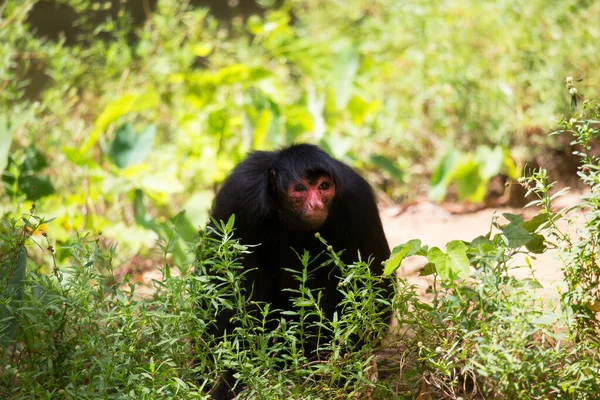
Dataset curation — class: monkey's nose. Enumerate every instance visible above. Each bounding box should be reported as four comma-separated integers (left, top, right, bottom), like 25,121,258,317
309,200,324,210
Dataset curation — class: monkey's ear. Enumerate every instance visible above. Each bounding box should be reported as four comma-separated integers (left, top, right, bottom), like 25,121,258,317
269,168,277,186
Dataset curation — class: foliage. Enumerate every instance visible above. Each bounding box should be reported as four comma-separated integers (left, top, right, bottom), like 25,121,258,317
519,78,600,335
0,213,406,398
386,208,600,398
2,0,600,260
383,81,600,398
3,0,600,397
429,145,519,203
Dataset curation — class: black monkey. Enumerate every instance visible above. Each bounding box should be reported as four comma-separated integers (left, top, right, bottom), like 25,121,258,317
208,143,391,398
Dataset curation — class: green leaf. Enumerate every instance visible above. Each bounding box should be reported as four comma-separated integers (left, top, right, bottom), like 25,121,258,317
383,239,424,275
246,15,264,35
21,146,49,173
19,176,55,201
429,148,460,202
63,146,99,167
225,214,236,232
183,191,213,228
108,124,156,169
370,154,404,182
133,189,160,231
502,213,524,224
347,95,381,126
192,43,213,57
525,233,546,254
169,210,197,243
253,109,273,150
2,147,54,200
475,145,504,179
347,95,368,125
500,214,531,248
83,89,160,153
502,148,519,180
469,236,497,255
332,44,359,109
0,115,13,174
517,277,544,289
133,188,149,226
213,64,271,85
522,213,557,233
419,262,436,276
427,241,470,282
445,240,471,278
426,247,446,276
454,156,484,202
140,174,184,194
470,235,494,247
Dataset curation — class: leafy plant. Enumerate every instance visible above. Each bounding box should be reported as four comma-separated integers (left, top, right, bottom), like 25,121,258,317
1,212,404,398
520,77,600,335
429,145,519,203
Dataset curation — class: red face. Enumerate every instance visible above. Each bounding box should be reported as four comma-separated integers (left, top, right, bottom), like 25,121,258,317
283,175,336,230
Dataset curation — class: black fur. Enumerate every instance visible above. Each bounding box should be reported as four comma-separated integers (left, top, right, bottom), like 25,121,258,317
208,144,391,398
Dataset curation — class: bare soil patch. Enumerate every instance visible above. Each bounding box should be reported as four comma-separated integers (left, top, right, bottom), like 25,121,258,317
380,192,583,302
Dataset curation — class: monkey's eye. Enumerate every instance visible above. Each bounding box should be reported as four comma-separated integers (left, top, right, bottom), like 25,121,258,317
318,182,331,190
293,183,307,192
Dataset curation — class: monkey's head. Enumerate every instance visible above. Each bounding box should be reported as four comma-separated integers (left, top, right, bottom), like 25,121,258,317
269,144,341,231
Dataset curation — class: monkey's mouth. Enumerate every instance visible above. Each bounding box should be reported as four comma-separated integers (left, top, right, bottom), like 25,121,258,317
301,212,328,230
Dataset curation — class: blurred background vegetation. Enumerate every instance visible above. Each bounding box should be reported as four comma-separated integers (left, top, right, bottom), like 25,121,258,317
2,0,599,264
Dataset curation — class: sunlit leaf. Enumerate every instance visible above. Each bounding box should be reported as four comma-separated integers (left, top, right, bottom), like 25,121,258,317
253,109,273,150
141,174,184,194
347,95,381,125
518,278,544,289
284,106,314,138
0,115,13,174
83,89,159,153
192,43,213,57
502,148,519,179
226,214,236,232
383,239,424,275
63,146,100,167
108,124,156,169
454,156,484,202
429,148,460,202
445,240,471,278
213,64,271,85
170,210,197,243
332,44,359,109
475,145,504,179
246,15,264,35
427,241,470,282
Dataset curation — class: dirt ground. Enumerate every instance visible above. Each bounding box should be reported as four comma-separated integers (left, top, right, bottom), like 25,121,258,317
380,192,583,303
